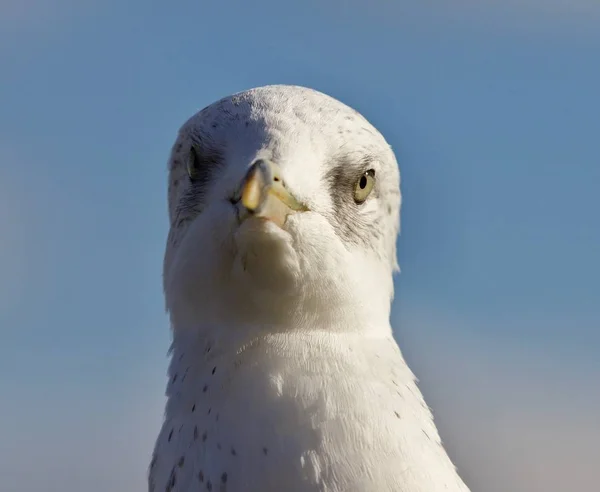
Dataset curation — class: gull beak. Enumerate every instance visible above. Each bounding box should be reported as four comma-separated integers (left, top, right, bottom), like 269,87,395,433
235,159,307,227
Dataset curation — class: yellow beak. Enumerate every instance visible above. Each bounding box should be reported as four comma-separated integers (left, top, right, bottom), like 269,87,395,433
238,159,307,227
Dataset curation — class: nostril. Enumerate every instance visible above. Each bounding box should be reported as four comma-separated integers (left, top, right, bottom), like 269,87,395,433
230,186,242,204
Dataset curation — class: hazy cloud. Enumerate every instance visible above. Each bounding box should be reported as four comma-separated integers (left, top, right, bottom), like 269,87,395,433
396,308,600,492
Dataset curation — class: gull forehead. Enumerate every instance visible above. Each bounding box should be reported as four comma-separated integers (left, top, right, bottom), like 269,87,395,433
179,84,389,152
172,86,395,179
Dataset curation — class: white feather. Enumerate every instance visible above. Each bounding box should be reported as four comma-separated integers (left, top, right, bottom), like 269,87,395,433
150,85,470,492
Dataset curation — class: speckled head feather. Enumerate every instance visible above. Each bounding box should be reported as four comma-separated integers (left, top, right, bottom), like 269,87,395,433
151,85,470,492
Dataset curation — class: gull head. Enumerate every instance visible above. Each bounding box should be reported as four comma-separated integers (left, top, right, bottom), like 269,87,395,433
163,85,401,332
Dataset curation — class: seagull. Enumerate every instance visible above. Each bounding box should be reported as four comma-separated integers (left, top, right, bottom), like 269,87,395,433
149,85,470,492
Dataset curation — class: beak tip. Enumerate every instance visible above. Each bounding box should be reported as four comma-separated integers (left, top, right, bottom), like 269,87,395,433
240,182,260,212
237,159,307,223
239,162,270,212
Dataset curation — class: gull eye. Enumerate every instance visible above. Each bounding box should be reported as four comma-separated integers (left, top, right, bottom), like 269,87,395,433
187,147,202,181
353,169,375,204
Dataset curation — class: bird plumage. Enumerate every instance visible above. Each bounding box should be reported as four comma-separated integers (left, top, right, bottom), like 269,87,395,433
150,85,470,491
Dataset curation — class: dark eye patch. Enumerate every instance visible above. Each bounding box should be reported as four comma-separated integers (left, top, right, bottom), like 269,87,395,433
173,141,224,227
187,144,222,185
326,154,378,203
324,153,383,249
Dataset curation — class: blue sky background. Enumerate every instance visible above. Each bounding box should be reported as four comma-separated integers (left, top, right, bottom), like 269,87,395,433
1,1,598,491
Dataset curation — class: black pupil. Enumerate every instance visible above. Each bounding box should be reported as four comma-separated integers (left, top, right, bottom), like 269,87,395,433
359,175,368,189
